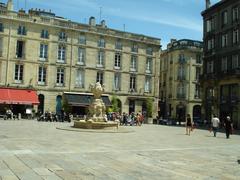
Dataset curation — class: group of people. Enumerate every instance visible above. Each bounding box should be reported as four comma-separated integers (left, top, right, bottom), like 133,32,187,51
106,112,144,126
185,113,233,139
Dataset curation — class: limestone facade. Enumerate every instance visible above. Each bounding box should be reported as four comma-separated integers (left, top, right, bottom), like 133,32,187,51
159,39,203,121
0,1,161,116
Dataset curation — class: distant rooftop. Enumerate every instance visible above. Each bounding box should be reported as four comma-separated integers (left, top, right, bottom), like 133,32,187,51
166,39,203,51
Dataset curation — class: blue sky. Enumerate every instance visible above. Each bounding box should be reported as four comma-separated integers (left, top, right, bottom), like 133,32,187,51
4,0,220,48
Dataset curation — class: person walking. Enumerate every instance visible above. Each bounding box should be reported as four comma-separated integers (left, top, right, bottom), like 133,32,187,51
211,114,220,137
224,116,233,139
185,114,193,136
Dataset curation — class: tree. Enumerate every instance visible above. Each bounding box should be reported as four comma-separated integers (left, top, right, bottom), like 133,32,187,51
111,95,120,112
146,98,153,117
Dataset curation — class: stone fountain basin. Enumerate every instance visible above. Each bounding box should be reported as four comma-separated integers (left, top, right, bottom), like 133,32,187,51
73,120,119,129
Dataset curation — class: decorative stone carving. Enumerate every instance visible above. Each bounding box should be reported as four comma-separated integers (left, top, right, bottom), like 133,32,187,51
87,82,106,122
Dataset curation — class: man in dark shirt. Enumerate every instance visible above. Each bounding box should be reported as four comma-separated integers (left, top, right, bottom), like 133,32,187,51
224,116,233,139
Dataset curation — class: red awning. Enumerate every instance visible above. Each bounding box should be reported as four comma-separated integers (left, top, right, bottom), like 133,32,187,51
0,88,39,105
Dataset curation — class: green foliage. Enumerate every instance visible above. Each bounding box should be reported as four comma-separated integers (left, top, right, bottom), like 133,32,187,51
111,95,120,112
146,98,153,117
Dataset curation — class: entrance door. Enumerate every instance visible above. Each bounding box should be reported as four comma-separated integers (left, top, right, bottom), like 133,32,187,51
38,94,44,114
129,100,135,114
56,95,62,114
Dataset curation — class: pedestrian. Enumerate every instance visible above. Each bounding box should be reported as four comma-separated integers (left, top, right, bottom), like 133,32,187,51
224,116,233,139
211,114,220,137
185,114,193,136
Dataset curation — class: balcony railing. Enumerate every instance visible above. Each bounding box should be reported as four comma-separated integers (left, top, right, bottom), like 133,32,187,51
177,94,186,99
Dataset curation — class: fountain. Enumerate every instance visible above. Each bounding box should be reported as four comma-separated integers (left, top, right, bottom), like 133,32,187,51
73,82,119,129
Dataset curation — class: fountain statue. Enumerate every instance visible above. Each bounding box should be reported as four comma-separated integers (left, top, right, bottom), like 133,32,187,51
73,82,118,129
87,82,106,122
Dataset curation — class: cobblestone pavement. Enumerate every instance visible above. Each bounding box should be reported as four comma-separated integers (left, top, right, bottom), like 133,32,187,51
0,120,239,180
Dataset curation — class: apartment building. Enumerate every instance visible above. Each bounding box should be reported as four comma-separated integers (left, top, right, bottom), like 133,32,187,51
202,0,240,128
0,0,161,117
159,39,203,122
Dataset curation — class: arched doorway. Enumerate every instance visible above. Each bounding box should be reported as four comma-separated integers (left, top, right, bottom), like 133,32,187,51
193,105,201,122
56,95,62,114
176,103,186,122
142,101,147,115
38,94,44,114
129,100,135,114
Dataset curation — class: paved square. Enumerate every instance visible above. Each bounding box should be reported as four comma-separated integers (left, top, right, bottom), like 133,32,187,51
0,120,239,180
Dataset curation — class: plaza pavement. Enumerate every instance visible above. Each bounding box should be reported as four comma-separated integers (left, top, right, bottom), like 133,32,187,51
0,120,239,180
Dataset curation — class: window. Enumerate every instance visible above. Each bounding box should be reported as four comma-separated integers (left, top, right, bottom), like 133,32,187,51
130,75,136,92
130,55,137,71
131,43,138,53
59,31,67,41
232,55,239,69
77,48,85,65
221,57,228,71
97,51,104,67
207,38,214,50
75,69,84,88
114,73,121,91
114,52,121,69
221,34,228,47
79,34,86,45
39,44,48,60
98,37,105,48
196,54,202,64
0,23,4,32
56,68,64,86
146,58,152,73
196,67,201,81
41,29,49,39
14,64,23,83
96,71,104,85
144,76,151,93
16,40,24,58
17,25,26,35
177,83,185,99
206,18,214,32
57,45,66,62
232,7,239,22
178,65,185,80
222,11,228,25
38,66,46,85
233,29,239,44
179,54,185,63
115,39,122,50
146,47,153,55
207,61,214,73
195,85,200,98
0,37,3,57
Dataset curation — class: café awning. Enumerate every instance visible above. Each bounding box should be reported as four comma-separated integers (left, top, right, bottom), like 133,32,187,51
64,93,112,107
0,88,39,105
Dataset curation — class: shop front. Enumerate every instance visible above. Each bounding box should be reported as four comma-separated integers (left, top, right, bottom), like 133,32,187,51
0,88,39,119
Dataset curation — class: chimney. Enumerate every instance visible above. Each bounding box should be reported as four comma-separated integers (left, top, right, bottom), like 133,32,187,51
7,0,13,11
100,20,106,28
206,0,211,9
89,17,96,26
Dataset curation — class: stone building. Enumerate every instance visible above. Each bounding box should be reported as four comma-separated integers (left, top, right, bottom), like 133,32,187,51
159,39,203,122
0,0,161,117
201,0,240,128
